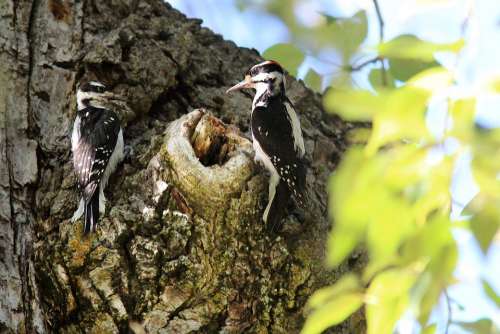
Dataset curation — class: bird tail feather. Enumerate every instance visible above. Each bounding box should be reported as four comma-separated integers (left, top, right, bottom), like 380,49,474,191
291,157,307,207
84,189,99,233
266,180,290,232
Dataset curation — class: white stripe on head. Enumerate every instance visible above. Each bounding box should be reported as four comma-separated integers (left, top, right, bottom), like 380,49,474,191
76,90,109,110
251,71,282,83
251,71,285,108
251,60,279,70
89,81,105,87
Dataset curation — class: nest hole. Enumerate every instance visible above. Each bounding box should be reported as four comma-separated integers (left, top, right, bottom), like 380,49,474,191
190,113,235,167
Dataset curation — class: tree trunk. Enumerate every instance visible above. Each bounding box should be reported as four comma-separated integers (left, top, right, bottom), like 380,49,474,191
0,1,365,333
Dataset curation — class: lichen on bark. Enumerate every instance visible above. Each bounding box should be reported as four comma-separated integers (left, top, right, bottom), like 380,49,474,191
0,0,366,333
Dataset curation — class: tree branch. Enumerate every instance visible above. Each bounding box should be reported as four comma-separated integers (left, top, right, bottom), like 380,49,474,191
444,289,452,334
373,0,384,41
372,0,387,85
349,57,382,72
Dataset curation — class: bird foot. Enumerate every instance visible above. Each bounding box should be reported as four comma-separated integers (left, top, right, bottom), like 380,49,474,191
123,145,134,163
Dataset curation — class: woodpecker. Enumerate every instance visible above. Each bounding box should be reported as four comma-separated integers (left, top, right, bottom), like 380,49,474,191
71,81,125,233
226,60,306,228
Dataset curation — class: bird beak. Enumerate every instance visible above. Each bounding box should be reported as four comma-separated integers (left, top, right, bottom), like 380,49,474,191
226,75,253,93
101,91,126,102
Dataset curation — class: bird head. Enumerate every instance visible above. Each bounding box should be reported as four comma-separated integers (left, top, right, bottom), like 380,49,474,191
226,60,286,97
77,81,124,110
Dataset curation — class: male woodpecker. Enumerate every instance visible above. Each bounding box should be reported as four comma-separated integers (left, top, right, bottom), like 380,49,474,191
71,81,125,233
226,60,306,228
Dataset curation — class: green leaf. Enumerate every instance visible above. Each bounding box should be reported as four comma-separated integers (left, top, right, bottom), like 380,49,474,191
327,229,359,267
401,214,454,264
327,10,368,62
346,128,372,145
366,268,417,334
482,279,500,308
399,215,457,324
307,274,361,309
378,34,464,61
422,324,437,334
369,67,395,89
327,148,378,265
366,195,414,263
456,318,499,334
467,196,500,254
320,12,342,24
262,43,305,76
324,89,385,121
488,77,500,93
389,58,440,82
304,69,322,92
449,98,476,142
366,87,431,155
302,293,363,334
417,244,458,324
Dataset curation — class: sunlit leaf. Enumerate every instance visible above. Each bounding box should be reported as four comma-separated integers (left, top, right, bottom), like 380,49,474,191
407,67,453,92
401,215,454,264
378,34,464,61
417,244,458,324
456,318,499,334
346,128,372,145
324,89,385,121
487,77,500,93
410,159,453,225
366,87,431,155
366,193,414,263
449,98,476,142
470,212,499,254
262,43,305,76
398,215,457,324
307,274,361,309
304,275,363,334
302,293,364,334
389,58,440,82
422,324,437,334
471,128,500,198
482,279,500,308
366,268,417,334
466,194,500,254
327,148,377,265
383,146,429,189
327,230,359,267
304,69,322,92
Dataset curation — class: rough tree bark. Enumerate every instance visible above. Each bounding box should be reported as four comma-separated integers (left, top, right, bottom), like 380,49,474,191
0,1,365,333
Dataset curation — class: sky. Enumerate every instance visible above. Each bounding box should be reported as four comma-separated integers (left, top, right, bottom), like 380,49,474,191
167,1,499,333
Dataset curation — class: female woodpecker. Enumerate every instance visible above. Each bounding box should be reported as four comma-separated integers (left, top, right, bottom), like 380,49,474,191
71,81,125,233
226,60,306,228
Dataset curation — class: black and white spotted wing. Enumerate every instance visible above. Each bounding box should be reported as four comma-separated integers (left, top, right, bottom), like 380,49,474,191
73,106,120,203
251,97,306,205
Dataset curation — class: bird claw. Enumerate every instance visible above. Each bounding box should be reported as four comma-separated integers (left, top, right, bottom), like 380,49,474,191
123,145,133,163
